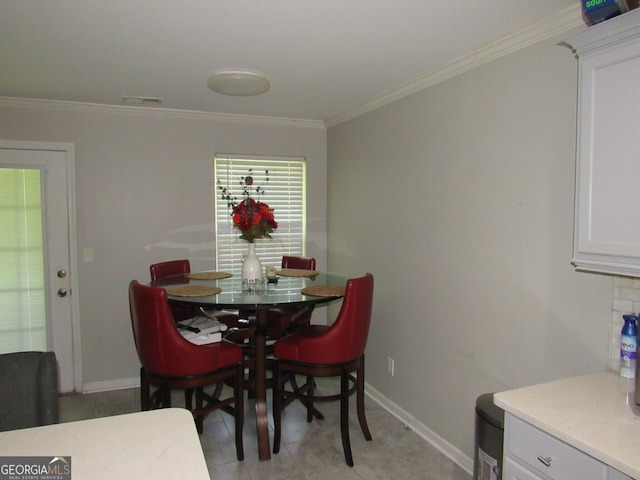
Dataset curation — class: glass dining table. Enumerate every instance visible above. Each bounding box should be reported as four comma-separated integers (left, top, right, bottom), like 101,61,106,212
151,271,348,461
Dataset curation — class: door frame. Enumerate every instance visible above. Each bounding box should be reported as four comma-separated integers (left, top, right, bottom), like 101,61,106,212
0,139,82,392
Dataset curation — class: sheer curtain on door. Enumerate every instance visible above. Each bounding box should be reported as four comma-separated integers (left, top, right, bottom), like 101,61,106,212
0,168,47,352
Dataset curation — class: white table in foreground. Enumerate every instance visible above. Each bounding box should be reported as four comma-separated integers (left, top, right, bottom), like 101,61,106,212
0,409,210,480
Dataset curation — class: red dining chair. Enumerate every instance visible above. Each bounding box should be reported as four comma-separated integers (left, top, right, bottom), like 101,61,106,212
266,256,317,332
281,255,316,271
272,273,374,467
149,259,240,327
129,280,244,460
149,259,191,282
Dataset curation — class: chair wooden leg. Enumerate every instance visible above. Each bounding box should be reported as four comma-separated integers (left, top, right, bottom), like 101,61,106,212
194,387,204,434
140,367,150,411
291,374,323,420
162,382,172,408
212,381,224,400
247,365,256,399
305,375,314,423
272,364,282,454
234,363,245,461
340,368,354,467
138,362,245,454
185,388,193,411
356,356,372,441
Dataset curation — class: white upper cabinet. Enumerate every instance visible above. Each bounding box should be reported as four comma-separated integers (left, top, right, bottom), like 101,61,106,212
567,10,640,277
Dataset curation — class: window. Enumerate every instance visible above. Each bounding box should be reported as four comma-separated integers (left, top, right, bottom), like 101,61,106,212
0,168,46,353
214,155,306,272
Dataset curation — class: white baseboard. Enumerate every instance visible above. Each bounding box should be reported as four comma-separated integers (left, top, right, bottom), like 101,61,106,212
365,382,474,476
80,376,473,474
82,377,139,394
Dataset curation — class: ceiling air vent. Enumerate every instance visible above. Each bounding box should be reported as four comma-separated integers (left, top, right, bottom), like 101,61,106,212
122,96,163,105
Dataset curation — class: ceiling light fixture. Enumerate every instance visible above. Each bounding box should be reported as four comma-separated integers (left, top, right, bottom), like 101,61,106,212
207,70,270,96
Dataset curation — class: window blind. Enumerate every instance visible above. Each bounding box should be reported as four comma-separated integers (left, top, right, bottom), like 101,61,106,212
214,156,306,272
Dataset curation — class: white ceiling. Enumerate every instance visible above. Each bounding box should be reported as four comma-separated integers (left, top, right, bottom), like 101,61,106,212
0,1,582,125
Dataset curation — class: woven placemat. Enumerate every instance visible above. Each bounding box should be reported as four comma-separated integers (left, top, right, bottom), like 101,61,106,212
165,285,222,297
276,268,320,277
301,285,345,297
187,271,233,280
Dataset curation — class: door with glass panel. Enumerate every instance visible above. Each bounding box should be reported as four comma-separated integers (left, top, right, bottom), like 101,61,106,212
0,141,80,392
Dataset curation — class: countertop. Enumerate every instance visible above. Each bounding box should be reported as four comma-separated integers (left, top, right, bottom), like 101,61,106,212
0,408,211,479
494,371,640,479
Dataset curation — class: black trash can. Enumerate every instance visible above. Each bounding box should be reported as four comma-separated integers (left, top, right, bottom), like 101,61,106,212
474,393,504,480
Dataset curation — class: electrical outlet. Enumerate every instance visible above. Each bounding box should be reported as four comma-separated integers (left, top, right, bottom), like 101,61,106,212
387,357,395,376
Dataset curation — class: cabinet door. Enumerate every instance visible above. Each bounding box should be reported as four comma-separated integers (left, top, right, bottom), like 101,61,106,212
503,457,546,480
573,36,640,276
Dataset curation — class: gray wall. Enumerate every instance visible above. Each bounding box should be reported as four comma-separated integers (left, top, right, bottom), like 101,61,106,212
327,36,612,457
0,104,327,386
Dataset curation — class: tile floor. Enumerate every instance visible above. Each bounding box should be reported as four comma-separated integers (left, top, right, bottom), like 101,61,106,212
59,378,471,480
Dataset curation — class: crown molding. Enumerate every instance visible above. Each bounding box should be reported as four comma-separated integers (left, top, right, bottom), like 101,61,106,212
0,96,326,130
0,6,585,131
325,5,585,128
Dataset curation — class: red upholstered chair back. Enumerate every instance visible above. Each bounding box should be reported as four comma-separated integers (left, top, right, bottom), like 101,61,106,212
149,259,190,282
321,273,373,363
281,256,316,270
149,260,194,321
129,280,235,377
299,273,373,365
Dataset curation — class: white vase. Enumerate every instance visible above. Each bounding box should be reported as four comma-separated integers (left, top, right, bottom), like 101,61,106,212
241,242,263,281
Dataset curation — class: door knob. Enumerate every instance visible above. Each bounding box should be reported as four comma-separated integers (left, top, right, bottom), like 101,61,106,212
57,288,68,297
57,270,67,278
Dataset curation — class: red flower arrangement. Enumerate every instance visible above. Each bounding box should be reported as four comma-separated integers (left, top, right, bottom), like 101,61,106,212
231,197,277,243
218,171,278,243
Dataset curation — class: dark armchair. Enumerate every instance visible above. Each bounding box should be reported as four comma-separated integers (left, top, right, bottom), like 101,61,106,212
0,351,59,431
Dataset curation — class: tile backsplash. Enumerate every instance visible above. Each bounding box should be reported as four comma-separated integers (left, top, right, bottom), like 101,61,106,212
611,276,640,371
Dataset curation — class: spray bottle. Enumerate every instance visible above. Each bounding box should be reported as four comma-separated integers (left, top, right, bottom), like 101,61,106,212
620,314,638,379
